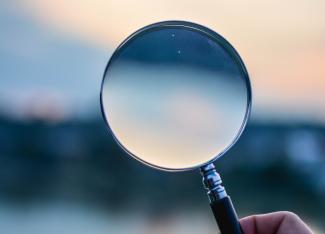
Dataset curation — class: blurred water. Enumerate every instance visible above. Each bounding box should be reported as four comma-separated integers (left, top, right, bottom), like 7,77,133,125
0,201,322,234
0,201,218,234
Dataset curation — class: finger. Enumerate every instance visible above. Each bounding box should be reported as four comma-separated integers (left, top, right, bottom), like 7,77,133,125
240,212,289,234
240,211,313,234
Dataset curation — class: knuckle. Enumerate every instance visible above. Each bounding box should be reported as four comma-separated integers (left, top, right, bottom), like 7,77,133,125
283,211,300,220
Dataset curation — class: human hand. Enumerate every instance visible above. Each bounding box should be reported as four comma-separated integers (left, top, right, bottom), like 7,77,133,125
240,211,313,234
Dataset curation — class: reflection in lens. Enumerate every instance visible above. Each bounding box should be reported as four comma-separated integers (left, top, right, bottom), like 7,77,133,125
101,23,250,170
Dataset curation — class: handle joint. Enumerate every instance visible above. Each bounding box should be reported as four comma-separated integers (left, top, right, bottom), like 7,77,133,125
200,163,227,203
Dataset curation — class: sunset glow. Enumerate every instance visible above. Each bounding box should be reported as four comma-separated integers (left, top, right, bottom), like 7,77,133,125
2,0,325,122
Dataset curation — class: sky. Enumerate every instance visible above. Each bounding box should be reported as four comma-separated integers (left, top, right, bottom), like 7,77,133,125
1,0,325,123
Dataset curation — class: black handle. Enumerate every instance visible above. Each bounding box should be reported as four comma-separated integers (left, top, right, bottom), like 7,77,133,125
210,195,242,234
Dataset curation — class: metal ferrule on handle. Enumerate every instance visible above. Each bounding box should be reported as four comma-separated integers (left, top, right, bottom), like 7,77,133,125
200,163,243,234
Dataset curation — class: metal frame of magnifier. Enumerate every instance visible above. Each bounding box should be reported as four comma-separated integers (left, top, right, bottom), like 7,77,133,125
100,21,252,234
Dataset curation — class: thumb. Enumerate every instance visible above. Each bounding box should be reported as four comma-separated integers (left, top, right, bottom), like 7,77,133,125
240,211,313,234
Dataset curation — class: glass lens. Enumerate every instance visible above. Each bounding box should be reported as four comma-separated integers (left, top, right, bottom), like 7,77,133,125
101,22,251,170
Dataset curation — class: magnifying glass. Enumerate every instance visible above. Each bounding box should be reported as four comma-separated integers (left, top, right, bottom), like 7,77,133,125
100,21,252,234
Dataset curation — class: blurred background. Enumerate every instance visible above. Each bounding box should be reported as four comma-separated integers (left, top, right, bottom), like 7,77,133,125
0,1,324,233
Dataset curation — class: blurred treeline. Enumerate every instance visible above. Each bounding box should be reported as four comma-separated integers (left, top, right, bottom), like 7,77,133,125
0,115,324,228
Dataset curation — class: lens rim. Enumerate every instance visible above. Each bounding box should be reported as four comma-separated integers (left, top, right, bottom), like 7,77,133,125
100,20,252,172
